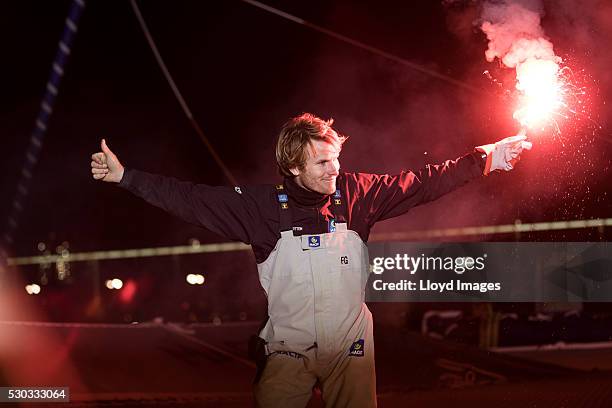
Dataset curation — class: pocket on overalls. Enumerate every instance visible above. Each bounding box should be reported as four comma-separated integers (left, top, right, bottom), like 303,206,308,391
266,254,313,318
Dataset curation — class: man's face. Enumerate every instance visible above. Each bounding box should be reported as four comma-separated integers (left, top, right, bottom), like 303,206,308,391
291,138,341,195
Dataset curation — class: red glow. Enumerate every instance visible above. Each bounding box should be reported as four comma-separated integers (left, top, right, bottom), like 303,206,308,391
119,280,137,303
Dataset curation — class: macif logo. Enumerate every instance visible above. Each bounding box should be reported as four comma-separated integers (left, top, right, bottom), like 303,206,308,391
349,339,364,357
308,236,321,248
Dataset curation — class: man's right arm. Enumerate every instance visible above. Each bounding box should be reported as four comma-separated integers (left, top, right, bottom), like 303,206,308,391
91,139,260,244
118,168,260,244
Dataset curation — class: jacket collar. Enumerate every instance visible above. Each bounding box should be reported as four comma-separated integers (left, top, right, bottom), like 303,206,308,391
284,176,330,207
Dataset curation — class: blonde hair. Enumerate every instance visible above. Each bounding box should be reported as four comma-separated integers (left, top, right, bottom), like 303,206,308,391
276,113,347,177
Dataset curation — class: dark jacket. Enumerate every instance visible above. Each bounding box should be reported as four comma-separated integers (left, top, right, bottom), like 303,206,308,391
119,152,485,263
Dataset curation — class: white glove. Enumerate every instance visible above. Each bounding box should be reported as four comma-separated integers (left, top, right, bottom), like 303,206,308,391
476,135,532,175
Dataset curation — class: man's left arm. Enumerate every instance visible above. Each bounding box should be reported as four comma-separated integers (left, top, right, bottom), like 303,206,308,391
348,135,531,225
348,152,483,226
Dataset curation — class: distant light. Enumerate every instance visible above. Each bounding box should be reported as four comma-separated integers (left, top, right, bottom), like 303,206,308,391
37,242,46,252
111,278,123,290
186,274,205,285
105,278,124,290
25,284,41,295
56,261,66,280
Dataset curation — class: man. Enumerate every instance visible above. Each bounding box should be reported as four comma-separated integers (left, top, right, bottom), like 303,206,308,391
91,113,530,407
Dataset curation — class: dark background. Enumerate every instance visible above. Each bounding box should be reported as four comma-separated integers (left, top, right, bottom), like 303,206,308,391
0,0,611,323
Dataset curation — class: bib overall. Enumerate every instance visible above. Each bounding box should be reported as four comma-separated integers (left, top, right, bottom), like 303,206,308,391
254,188,376,407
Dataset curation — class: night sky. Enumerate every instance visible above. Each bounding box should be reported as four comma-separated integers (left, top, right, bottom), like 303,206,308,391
2,0,611,258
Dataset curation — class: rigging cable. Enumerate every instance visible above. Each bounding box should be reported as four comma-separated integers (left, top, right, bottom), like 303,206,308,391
130,0,238,186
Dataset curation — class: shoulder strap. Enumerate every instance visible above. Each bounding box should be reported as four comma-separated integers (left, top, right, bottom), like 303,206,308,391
330,188,347,224
275,184,293,232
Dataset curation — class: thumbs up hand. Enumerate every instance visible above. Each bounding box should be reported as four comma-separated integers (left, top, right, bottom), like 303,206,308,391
91,139,124,183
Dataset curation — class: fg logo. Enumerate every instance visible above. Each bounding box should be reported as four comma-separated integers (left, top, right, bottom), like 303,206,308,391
340,256,349,265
